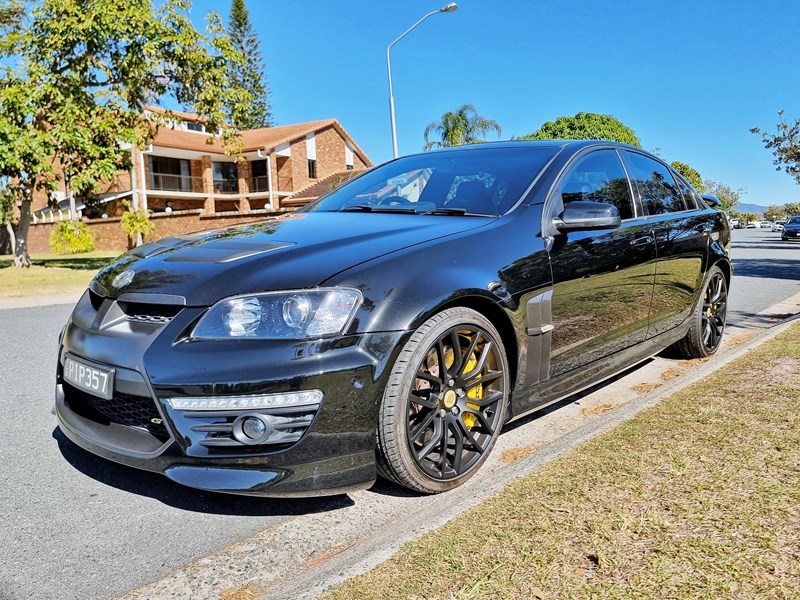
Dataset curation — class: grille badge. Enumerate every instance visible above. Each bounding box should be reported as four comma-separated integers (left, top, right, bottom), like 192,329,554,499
112,269,135,289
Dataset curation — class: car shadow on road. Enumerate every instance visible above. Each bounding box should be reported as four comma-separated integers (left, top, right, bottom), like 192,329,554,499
52,427,354,515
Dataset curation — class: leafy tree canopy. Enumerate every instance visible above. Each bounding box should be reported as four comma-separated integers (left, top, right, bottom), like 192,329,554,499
671,161,704,191
751,111,800,185
520,112,642,147
423,104,502,150
0,0,251,266
227,0,273,129
702,179,743,212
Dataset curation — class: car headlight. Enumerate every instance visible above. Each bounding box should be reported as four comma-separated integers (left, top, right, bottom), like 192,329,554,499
191,288,363,340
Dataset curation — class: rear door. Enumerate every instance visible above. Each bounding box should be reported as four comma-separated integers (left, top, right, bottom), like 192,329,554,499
622,151,707,338
546,148,657,379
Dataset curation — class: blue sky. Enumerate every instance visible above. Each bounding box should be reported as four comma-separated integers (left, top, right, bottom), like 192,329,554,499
192,0,800,205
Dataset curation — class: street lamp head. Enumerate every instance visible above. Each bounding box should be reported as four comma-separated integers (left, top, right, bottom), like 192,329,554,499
439,3,458,13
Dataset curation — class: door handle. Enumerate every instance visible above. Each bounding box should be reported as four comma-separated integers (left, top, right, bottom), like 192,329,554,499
630,235,653,248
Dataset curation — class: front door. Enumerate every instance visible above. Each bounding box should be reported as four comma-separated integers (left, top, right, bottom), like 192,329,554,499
546,149,657,379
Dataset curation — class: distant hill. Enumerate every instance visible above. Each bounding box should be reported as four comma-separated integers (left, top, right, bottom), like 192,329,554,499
735,203,769,215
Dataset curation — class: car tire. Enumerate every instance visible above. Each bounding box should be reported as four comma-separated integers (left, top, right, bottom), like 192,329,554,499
672,265,727,359
781,233,788,241
376,307,509,493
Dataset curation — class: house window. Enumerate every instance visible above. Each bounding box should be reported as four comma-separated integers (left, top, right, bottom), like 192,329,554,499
308,159,317,179
251,159,269,192
149,156,191,191
213,162,238,193
187,122,205,132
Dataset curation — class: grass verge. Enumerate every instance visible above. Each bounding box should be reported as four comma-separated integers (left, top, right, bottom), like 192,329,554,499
326,324,800,599
0,251,119,298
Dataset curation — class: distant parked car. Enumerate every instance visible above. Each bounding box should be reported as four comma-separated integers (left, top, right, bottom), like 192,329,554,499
760,221,772,228
773,221,786,232
781,216,800,241
746,221,760,229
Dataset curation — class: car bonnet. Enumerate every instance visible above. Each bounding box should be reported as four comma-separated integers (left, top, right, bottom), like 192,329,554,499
91,211,494,306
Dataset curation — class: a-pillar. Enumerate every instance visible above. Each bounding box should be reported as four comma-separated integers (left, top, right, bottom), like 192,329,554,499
201,155,215,214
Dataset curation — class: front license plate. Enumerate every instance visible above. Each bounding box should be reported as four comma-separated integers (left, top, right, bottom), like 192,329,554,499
63,355,114,400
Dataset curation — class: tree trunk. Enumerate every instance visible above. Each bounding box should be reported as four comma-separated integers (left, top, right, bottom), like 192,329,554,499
14,197,32,268
5,221,16,258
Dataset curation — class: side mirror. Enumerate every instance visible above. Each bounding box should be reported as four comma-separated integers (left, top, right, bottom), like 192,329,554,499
701,194,722,208
554,201,621,231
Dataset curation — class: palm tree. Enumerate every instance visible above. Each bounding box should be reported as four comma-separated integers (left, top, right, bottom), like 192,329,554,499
423,104,502,150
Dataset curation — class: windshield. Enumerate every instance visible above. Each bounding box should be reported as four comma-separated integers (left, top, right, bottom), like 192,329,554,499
303,146,559,216
788,217,800,225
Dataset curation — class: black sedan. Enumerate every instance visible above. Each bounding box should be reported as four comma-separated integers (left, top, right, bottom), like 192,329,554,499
55,141,731,496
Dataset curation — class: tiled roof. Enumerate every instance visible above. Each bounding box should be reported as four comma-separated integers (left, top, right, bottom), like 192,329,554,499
149,117,371,167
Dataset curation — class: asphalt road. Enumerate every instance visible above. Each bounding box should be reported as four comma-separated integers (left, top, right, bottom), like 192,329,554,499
1,226,798,600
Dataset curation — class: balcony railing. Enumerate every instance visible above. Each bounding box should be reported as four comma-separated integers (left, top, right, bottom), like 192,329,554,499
247,176,293,193
150,173,202,192
249,176,270,193
213,179,239,194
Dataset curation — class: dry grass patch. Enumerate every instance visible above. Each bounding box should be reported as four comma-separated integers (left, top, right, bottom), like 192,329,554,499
326,324,800,600
218,583,266,600
581,402,618,416
630,382,662,394
500,444,541,463
660,367,685,381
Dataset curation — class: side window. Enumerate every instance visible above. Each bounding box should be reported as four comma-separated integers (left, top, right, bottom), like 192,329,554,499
624,152,686,215
674,175,698,210
558,149,634,220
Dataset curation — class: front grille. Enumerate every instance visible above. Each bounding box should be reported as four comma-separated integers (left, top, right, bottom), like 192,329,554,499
64,383,170,441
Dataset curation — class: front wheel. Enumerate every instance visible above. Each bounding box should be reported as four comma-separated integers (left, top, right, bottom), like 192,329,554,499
672,265,728,359
376,307,509,493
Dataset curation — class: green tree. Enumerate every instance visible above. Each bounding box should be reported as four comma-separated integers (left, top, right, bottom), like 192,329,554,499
763,205,785,221
227,0,273,129
520,112,642,147
702,179,743,212
751,111,800,185
0,0,251,266
784,201,800,216
671,161,704,191
423,104,502,150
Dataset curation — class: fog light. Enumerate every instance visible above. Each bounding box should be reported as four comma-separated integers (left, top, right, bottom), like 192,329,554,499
232,413,274,445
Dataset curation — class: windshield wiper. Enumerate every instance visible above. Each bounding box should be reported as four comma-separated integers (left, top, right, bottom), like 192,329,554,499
422,207,493,217
340,204,418,214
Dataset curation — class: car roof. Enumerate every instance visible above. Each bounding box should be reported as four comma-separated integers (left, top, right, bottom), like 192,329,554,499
412,139,645,157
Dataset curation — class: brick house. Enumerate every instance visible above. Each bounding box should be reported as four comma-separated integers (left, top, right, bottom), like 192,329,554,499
12,111,373,252
30,109,371,221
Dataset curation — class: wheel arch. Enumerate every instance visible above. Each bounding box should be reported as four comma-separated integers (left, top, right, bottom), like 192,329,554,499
433,294,520,393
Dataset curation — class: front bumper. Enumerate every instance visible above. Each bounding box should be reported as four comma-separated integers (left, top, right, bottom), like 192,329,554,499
55,290,408,497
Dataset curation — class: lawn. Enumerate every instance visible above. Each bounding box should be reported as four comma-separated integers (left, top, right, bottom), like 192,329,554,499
0,251,120,299
326,323,800,599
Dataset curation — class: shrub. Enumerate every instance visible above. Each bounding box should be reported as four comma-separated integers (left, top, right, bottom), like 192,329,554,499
120,202,155,244
49,220,97,254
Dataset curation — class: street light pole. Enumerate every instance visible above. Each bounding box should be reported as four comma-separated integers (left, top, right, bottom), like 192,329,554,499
387,3,458,159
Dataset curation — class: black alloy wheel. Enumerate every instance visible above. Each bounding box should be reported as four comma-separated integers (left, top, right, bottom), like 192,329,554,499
376,307,509,493
673,265,728,358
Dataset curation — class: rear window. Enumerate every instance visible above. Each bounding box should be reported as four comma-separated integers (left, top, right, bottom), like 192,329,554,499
304,147,559,215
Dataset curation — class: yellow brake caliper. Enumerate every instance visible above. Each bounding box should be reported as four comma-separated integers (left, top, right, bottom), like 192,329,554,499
444,342,482,430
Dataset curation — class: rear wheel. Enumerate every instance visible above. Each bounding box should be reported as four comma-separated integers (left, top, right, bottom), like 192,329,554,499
376,307,509,493
673,265,727,358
